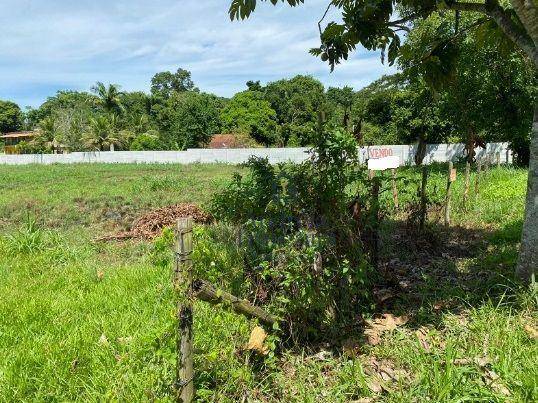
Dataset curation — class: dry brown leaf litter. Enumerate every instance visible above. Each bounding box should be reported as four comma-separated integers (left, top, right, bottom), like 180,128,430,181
97,203,212,241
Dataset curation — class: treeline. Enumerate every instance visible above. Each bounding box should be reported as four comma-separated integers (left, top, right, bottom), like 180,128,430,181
0,14,536,162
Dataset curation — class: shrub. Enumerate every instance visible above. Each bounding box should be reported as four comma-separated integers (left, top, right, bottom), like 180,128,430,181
210,129,375,340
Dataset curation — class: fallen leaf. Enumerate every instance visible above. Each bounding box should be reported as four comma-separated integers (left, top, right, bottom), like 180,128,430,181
364,329,381,346
71,359,78,371
97,270,104,281
364,313,409,345
363,357,411,393
245,326,268,355
415,327,431,352
524,324,538,339
484,369,510,396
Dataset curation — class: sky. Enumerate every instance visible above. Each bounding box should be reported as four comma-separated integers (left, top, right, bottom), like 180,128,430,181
0,0,397,108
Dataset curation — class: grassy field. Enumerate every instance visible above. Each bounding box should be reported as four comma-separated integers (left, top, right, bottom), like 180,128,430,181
0,163,536,402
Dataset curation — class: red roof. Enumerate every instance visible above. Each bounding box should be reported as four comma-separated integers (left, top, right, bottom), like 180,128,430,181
1,131,37,139
208,134,239,149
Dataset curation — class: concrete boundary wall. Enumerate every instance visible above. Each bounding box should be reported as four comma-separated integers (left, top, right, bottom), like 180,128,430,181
0,142,512,166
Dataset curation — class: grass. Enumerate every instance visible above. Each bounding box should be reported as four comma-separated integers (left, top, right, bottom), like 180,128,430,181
0,162,536,402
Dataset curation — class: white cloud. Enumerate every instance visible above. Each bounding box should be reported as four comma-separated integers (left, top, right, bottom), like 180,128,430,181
0,0,396,107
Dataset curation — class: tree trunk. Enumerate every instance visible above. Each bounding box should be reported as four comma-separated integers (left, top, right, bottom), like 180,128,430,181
516,104,538,282
415,134,427,166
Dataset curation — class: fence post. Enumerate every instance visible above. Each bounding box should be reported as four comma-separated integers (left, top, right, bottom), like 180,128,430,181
463,161,471,205
419,166,428,231
496,152,501,168
175,218,194,403
371,177,380,269
391,168,399,209
475,160,482,195
445,162,455,226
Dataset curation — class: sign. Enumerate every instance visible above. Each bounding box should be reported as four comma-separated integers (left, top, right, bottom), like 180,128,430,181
368,156,400,171
450,168,457,182
368,147,394,159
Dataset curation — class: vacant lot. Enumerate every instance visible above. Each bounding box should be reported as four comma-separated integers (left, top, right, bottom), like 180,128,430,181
0,163,536,402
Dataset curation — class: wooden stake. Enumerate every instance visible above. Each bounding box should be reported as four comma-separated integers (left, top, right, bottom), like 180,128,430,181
193,280,278,327
419,166,428,231
496,152,501,168
391,168,399,209
175,218,194,403
475,160,482,195
463,161,471,205
445,162,454,226
370,177,380,269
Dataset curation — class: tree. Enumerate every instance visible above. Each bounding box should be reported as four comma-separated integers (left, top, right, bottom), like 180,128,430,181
220,91,278,146
264,75,328,145
83,115,127,152
398,11,536,164
0,100,23,133
91,82,124,115
327,86,355,130
151,68,197,99
156,91,222,149
229,0,538,282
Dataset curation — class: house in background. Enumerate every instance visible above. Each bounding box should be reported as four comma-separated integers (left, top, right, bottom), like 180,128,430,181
1,131,37,154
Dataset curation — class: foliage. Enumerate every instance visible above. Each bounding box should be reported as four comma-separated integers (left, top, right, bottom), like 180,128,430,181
129,130,164,151
151,68,197,99
0,100,24,133
156,91,223,149
211,130,372,337
220,91,278,146
263,75,328,146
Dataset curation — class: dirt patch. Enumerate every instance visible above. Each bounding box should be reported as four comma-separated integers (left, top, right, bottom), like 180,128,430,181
97,203,212,241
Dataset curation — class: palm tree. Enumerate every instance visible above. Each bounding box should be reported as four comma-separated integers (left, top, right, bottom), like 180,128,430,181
91,82,124,115
83,115,126,152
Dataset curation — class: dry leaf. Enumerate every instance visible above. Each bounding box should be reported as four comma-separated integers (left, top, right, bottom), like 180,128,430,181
245,326,268,355
363,357,411,393
484,369,510,396
524,324,538,339
415,327,431,352
364,313,409,345
97,270,104,281
364,329,381,346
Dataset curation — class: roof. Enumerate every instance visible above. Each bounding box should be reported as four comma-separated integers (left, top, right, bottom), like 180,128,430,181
208,134,238,149
0,131,37,139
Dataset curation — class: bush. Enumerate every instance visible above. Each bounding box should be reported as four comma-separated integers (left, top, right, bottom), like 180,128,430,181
209,130,375,340
130,131,164,151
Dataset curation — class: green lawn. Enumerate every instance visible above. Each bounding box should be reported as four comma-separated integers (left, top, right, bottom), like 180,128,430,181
0,163,536,402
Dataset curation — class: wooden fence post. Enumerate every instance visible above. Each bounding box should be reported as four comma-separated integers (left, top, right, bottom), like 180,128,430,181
463,161,471,205
391,168,399,209
496,152,501,168
445,162,455,226
475,160,482,195
371,177,380,269
175,218,194,403
419,165,428,231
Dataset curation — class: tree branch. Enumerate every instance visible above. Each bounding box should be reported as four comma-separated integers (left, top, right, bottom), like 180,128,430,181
447,1,538,67
318,3,332,35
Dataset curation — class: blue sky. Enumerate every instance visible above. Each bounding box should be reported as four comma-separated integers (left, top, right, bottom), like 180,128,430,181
1,0,396,108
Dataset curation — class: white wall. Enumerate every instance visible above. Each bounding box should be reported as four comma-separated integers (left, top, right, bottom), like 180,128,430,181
0,143,512,166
